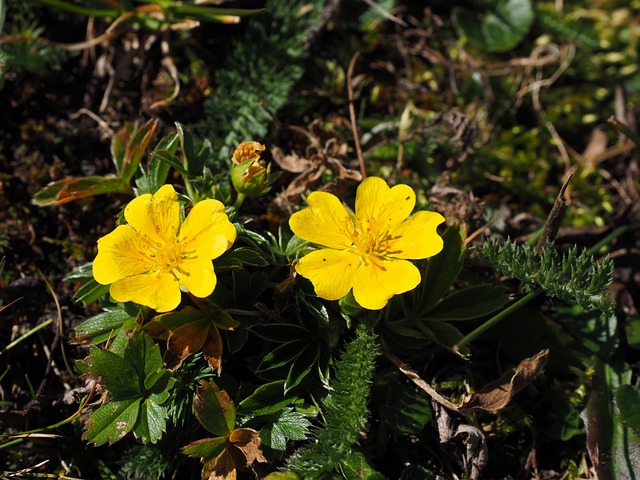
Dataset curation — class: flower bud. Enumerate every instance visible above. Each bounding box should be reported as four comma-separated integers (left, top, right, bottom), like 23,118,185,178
230,141,272,197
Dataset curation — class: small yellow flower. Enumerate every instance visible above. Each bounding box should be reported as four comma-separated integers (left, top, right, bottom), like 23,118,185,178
93,185,236,312
289,177,445,310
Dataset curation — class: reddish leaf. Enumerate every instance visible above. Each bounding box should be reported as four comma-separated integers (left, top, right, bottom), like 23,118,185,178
229,428,267,464
33,175,129,206
203,326,223,375
164,318,210,370
460,350,548,413
111,119,158,182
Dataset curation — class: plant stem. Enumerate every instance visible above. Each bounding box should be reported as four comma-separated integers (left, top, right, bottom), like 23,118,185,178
456,223,630,350
233,192,246,212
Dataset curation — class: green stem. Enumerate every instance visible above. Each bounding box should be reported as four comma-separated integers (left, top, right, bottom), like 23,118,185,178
455,289,542,350
456,223,630,350
233,192,246,212
33,0,120,17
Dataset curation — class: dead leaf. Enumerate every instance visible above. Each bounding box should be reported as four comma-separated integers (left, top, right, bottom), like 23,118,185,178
229,428,267,464
164,319,210,370
269,120,362,213
459,350,549,414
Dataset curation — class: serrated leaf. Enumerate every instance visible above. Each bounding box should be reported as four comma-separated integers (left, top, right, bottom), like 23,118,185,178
123,331,163,383
273,409,310,441
85,398,141,446
133,398,168,444
88,348,141,399
340,451,386,480
426,285,511,321
74,308,136,345
194,380,236,437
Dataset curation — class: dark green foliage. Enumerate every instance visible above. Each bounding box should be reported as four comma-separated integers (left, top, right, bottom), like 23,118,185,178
286,322,379,478
0,20,68,85
537,5,600,48
478,239,614,313
199,0,324,161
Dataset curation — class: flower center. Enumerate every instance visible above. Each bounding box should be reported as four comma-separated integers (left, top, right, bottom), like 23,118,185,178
139,228,195,278
349,216,401,261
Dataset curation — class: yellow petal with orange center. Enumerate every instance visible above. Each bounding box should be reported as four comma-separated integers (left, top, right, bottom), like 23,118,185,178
179,257,217,298
355,177,416,227
124,184,180,245
93,225,149,285
352,258,421,310
295,249,359,301
179,199,236,260
110,271,182,313
386,210,445,259
289,191,353,249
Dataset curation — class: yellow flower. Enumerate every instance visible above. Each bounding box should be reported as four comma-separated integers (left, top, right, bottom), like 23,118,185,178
289,177,445,310
93,185,236,312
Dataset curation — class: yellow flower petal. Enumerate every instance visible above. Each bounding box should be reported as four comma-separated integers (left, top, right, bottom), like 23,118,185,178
179,199,236,260
289,191,353,249
295,249,359,301
387,211,445,259
179,258,217,298
355,177,416,226
352,258,421,310
124,184,180,245
93,225,149,285
110,272,182,313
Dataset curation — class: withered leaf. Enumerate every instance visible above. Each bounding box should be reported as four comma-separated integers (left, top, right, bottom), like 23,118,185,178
460,350,549,414
229,428,267,464
164,319,210,370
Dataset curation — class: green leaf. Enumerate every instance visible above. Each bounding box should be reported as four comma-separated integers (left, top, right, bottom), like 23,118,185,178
88,348,141,399
85,398,141,446
133,398,169,444
263,473,301,480
400,465,437,480
486,0,535,51
264,409,311,448
417,320,468,357
554,306,619,361
275,411,310,441
123,330,163,383
340,451,386,480
616,385,640,433
418,226,466,314
74,278,111,305
182,437,227,461
379,382,432,436
194,380,236,437
111,119,158,182
237,380,294,416
625,315,640,350
215,247,270,270
581,360,640,480
453,0,534,53
426,285,511,321
74,308,136,345
33,175,129,206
